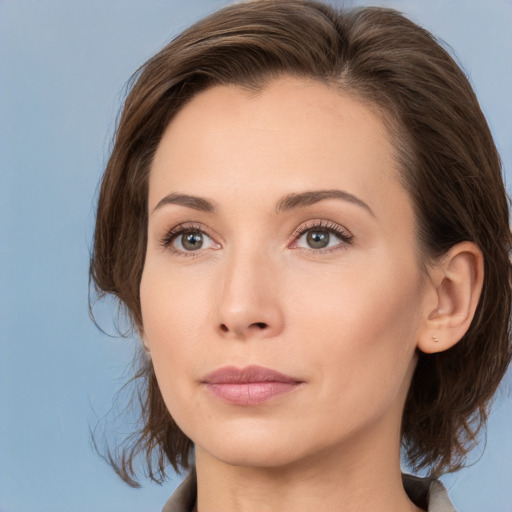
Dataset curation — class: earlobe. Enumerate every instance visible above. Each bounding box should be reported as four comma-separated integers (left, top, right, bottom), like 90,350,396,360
418,241,484,354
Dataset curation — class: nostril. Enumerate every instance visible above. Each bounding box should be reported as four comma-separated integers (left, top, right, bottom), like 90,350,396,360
251,322,268,329
218,321,269,334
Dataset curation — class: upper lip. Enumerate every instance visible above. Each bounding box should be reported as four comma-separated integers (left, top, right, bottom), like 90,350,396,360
203,365,301,384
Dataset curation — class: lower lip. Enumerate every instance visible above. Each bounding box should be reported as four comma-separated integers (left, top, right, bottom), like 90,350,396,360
205,382,300,405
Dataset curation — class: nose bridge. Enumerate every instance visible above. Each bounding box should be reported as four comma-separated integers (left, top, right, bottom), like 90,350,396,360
216,240,283,338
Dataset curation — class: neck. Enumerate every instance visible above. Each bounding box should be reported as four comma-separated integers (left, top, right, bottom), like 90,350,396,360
195,425,423,512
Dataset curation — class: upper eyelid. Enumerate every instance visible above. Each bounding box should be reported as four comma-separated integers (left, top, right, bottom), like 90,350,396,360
292,219,353,238
164,221,213,236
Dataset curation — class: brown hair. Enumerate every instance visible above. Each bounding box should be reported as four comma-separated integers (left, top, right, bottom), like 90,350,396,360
90,0,512,485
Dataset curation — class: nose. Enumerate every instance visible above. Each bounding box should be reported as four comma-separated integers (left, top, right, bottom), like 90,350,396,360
215,250,284,340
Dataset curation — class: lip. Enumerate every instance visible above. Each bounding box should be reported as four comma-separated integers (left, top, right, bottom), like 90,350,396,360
202,365,303,405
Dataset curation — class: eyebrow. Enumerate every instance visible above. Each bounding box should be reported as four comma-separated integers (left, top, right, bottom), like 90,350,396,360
153,193,216,214
276,189,374,216
152,189,374,216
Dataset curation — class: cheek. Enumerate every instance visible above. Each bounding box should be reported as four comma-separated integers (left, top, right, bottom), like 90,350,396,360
139,267,209,408
140,263,211,345
291,255,421,334
286,258,423,393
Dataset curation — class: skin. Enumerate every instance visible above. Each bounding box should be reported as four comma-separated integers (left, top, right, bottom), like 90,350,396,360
140,77,482,512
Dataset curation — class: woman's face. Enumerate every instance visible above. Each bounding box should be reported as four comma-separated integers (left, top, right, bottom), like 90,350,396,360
140,77,433,470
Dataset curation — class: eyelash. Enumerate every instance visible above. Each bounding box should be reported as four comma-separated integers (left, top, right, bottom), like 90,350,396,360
291,220,353,252
159,220,353,256
159,223,216,257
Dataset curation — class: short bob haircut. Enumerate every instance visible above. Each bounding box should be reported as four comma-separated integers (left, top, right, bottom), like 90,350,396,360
90,0,512,486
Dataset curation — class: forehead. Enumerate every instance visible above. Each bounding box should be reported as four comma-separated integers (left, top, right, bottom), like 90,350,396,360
149,77,410,223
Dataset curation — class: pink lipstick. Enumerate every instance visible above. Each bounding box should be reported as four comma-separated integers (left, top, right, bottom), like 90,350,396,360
203,365,302,405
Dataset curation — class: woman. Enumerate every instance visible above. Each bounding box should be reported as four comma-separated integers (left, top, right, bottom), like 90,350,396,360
90,1,512,511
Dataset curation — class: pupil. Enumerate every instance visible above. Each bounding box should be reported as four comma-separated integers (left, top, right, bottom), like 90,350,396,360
307,230,329,248
182,232,203,250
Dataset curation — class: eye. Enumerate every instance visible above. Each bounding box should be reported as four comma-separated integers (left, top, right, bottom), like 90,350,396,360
292,221,353,251
161,224,220,254
302,230,333,249
177,231,207,251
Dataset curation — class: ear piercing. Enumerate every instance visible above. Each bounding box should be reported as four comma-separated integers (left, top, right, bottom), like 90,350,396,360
432,335,439,343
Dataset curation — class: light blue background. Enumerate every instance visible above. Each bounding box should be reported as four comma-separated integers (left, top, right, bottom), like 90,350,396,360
1,1,511,511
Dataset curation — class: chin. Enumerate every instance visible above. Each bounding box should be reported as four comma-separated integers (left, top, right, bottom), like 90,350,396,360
189,420,302,468
191,418,339,471
202,442,305,469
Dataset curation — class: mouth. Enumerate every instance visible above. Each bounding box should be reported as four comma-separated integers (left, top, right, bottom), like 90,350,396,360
202,365,303,405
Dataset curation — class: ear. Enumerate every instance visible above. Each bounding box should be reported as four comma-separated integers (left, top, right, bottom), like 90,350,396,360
418,241,484,354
